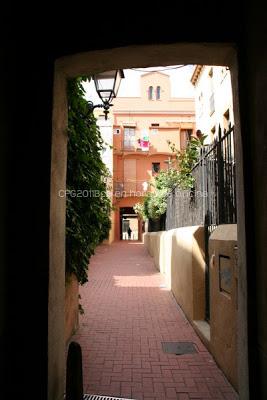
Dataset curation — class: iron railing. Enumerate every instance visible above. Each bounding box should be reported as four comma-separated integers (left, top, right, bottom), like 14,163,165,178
165,124,236,320
166,124,236,230
114,180,150,196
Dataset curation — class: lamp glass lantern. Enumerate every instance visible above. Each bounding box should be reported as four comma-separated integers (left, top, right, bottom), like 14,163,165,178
93,69,125,104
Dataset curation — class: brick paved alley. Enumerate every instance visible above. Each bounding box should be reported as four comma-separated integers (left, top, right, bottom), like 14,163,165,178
73,241,238,400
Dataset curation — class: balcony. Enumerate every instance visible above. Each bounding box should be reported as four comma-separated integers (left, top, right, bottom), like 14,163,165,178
123,135,150,152
123,137,136,151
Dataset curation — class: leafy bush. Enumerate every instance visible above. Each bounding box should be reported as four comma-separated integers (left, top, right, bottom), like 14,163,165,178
154,168,181,191
136,136,206,222
167,135,207,190
66,77,111,284
133,202,146,219
143,189,169,220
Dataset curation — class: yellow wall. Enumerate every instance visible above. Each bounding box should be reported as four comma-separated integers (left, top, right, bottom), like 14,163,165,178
209,225,238,390
144,224,238,392
144,226,206,321
65,273,79,345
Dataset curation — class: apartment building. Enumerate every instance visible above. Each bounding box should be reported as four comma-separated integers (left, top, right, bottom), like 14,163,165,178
191,65,234,143
111,71,195,240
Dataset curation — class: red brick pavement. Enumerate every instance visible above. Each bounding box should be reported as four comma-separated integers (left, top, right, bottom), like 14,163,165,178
73,241,238,400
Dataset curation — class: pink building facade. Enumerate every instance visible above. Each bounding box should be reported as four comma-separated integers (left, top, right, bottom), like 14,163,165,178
111,72,195,241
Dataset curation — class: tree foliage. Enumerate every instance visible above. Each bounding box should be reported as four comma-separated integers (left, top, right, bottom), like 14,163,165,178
66,77,111,284
133,202,146,219
167,135,207,189
143,189,169,220
153,167,181,191
134,135,206,221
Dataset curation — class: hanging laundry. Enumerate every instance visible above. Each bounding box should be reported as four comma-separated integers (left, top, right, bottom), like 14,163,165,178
139,130,150,151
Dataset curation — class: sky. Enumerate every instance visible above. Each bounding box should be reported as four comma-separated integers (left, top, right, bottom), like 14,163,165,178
83,65,196,103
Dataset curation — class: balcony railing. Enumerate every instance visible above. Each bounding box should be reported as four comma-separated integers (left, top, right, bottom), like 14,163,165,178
123,138,135,150
123,138,150,152
114,180,150,196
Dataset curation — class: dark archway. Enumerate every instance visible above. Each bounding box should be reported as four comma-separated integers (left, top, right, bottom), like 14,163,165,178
50,43,248,400
2,5,267,398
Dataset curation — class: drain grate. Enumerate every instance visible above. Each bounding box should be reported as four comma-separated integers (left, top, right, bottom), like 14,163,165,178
161,341,197,355
83,396,135,400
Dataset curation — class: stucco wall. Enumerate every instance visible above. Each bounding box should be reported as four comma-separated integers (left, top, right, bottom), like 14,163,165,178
171,227,205,320
162,230,173,290
147,231,163,272
65,274,79,345
144,226,205,322
209,225,238,390
145,225,238,391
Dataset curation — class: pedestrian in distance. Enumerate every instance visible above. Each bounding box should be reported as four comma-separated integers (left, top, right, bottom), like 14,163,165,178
127,227,132,240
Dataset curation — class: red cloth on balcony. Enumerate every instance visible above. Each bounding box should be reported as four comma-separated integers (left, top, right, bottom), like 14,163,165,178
140,139,149,148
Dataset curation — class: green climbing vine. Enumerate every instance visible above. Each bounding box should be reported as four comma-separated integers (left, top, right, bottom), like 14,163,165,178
66,77,112,284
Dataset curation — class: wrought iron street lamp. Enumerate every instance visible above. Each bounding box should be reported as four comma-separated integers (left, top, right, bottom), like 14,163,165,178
88,69,124,120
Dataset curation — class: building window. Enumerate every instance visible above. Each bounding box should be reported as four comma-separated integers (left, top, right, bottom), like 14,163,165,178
124,127,135,149
180,129,193,149
113,128,120,135
186,129,193,143
198,91,204,117
152,162,160,175
148,86,153,100
209,92,215,115
209,67,215,115
223,109,230,131
156,86,161,100
151,123,159,134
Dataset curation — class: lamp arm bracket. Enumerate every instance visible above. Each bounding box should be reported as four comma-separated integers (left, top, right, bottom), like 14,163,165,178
88,101,113,111
87,100,114,120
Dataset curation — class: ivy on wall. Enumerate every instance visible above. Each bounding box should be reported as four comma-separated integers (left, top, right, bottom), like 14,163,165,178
66,77,111,284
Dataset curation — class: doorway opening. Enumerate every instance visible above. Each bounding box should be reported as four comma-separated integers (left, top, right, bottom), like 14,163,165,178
120,207,139,240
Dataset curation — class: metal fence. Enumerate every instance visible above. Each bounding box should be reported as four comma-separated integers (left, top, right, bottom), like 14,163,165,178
165,124,236,320
166,124,236,231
